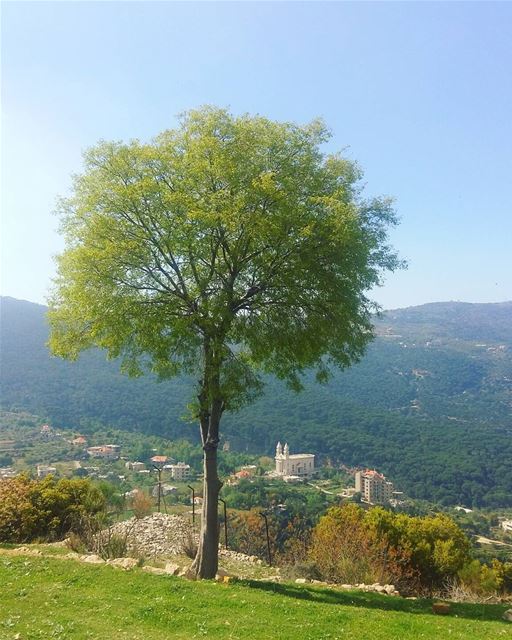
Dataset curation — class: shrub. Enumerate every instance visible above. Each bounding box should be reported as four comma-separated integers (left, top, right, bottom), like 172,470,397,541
97,531,128,560
309,504,471,594
309,504,415,588
182,531,198,560
458,559,512,597
0,475,106,543
131,490,153,519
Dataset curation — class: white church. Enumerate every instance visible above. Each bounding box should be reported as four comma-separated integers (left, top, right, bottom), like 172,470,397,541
275,442,315,481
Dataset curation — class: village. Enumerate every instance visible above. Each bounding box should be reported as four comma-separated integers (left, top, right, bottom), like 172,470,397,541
0,419,407,510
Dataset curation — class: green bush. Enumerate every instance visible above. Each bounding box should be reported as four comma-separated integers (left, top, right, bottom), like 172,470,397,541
310,505,471,594
0,475,106,543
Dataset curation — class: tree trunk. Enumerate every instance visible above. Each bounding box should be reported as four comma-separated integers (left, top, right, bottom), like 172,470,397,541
190,338,224,580
190,443,222,579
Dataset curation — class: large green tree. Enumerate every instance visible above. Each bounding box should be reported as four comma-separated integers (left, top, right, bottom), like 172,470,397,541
48,107,401,578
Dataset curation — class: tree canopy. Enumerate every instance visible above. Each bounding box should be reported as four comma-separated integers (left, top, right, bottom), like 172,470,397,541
48,106,402,577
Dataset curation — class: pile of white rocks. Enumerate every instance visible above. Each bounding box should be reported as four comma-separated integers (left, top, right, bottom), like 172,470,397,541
219,549,263,565
106,513,195,557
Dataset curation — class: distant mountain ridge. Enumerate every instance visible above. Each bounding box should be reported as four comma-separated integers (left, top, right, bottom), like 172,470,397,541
1,296,511,507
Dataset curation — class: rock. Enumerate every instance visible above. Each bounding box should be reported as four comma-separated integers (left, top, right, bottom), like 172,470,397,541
142,565,168,575
295,578,307,584
374,585,386,593
164,562,180,575
392,591,400,597
502,609,512,622
81,554,104,564
341,584,353,589
108,557,138,570
98,513,195,558
13,547,42,556
384,584,395,595
432,602,451,615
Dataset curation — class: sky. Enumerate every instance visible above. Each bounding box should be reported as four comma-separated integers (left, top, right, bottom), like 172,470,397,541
1,1,511,310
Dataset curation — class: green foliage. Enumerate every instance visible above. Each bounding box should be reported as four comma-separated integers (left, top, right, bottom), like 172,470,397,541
310,505,471,593
458,560,502,595
48,108,400,400
0,475,106,543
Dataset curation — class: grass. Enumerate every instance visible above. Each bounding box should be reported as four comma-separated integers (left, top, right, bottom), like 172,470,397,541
0,554,510,640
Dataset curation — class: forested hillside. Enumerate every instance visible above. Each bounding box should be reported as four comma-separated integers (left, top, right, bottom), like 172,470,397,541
1,297,511,506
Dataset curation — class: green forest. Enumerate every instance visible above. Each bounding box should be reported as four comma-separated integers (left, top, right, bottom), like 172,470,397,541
1,297,511,507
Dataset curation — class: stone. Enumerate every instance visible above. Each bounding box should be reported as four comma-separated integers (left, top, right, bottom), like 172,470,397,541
108,557,138,570
383,584,395,595
374,585,386,593
164,562,180,575
98,513,196,558
432,602,451,615
142,565,168,575
502,609,512,622
341,584,353,589
81,554,104,564
295,578,307,584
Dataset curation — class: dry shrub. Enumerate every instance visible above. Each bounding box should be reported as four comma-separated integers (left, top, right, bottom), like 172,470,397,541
309,504,417,591
182,531,198,559
131,490,153,519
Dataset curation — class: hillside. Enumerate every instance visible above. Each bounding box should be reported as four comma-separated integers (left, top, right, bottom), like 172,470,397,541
1,296,512,506
0,552,508,639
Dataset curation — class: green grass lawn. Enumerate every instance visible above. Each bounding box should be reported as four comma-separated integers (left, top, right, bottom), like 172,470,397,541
0,555,510,640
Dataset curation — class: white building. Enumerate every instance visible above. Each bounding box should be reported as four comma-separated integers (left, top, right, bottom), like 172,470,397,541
501,519,512,533
275,442,315,479
125,461,146,472
168,462,191,481
86,444,120,460
355,469,394,505
37,464,57,479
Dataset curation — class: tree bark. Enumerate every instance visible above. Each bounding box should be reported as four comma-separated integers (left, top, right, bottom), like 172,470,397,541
190,340,224,579
190,442,222,579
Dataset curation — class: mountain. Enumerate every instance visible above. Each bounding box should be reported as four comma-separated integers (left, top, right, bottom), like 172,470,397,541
1,296,511,507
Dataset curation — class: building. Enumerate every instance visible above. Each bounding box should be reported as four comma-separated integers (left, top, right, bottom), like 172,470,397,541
37,464,57,479
150,455,168,465
355,469,394,505
40,424,53,438
275,442,315,479
86,444,120,460
240,465,257,476
168,462,191,481
501,520,512,533
125,461,146,472
72,435,87,446
152,484,177,498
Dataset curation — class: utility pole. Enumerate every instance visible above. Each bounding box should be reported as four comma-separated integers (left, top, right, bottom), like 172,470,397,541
188,485,196,527
218,498,228,549
259,512,272,566
152,465,162,512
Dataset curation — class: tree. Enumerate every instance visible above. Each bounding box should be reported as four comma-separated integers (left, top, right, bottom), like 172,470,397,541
48,107,401,578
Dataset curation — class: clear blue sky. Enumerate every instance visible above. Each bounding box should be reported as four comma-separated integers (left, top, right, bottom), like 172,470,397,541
2,1,511,310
